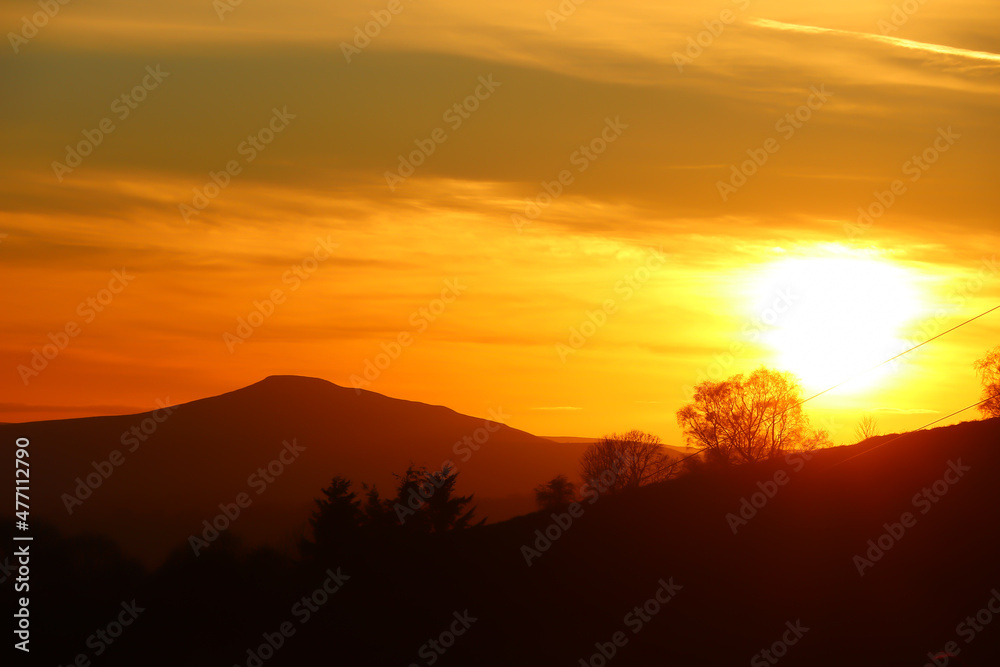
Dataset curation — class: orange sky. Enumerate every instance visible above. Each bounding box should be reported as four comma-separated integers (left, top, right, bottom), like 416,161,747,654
2,0,998,445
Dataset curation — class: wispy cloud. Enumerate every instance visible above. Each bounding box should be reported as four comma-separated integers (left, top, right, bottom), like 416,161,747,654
749,18,1000,65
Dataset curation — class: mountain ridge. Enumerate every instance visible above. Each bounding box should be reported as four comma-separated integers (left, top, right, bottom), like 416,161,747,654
1,375,589,565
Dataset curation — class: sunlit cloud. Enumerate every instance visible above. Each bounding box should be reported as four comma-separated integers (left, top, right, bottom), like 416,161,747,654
2,0,998,444
749,18,1000,65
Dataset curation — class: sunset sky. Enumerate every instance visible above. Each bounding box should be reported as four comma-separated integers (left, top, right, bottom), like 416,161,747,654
2,0,998,445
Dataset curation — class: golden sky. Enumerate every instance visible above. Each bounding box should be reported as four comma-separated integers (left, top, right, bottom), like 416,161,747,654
2,0,998,444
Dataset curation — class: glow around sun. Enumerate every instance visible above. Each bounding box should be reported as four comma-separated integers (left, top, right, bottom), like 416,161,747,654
748,252,929,394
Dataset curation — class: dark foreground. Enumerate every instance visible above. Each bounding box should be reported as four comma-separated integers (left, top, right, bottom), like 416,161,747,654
5,418,1000,666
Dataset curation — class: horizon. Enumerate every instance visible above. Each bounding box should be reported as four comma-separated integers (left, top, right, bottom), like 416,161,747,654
3,0,999,447
6,2,1000,663
3,372,995,449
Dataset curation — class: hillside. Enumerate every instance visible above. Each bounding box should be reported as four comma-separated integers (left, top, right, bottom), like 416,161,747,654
1,375,589,564
427,417,1000,666
9,416,999,666
299,416,999,665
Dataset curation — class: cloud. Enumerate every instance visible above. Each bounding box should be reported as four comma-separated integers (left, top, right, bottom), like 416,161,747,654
749,18,1000,65
2,0,998,440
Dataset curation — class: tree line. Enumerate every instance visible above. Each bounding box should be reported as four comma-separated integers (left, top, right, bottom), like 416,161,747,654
307,347,1000,548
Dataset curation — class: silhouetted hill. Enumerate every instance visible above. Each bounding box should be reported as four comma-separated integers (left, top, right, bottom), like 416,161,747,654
418,416,1000,666
0,376,588,564
267,416,998,666
5,416,1000,665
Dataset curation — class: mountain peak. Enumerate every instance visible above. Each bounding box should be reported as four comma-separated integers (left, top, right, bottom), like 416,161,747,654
255,374,340,388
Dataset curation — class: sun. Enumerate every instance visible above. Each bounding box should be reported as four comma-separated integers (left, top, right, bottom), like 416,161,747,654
748,251,928,394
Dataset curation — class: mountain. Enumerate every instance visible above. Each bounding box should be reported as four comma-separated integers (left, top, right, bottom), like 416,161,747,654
387,416,1000,666
12,412,1000,665
2,375,589,564
280,415,999,666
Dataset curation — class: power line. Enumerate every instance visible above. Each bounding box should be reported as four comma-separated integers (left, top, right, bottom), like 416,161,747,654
671,393,996,473
754,303,1000,427
673,303,999,464
795,303,1000,409
832,393,998,467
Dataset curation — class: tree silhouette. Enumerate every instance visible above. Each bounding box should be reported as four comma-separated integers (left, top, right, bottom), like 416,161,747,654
359,465,481,535
854,415,880,442
676,367,828,464
974,347,1000,418
534,474,577,510
360,483,396,534
304,476,361,559
580,430,675,494
306,466,481,560
419,465,481,532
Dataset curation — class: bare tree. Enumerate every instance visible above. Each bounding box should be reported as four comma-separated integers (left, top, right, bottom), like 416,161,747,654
854,415,880,442
533,475,576,510
974,347,1000,418
676,367,828,465
580,430,675,494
